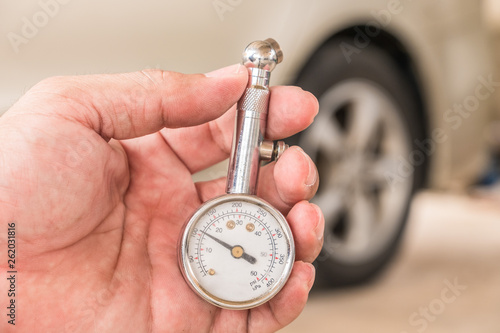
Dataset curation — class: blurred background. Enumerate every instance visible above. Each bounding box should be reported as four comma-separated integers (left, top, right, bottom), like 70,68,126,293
2,0,500,332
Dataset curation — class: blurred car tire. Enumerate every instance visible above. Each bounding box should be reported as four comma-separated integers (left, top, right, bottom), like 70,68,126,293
292,37,427,286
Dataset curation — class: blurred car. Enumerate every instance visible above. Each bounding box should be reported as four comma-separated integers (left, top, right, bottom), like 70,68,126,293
1,0,496,286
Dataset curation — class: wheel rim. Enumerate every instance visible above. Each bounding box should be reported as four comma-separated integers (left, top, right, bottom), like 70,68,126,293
300,79,413,264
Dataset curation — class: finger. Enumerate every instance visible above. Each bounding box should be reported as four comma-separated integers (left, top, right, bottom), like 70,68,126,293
194,177,226,201
267,86,320,139
194,146,319,213
161,86,319,173
257,146,319,213
18,64,248,141
287,201,324,263
248,261,315,333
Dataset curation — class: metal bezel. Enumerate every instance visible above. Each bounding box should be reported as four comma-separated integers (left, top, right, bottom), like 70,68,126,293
178,194,295,310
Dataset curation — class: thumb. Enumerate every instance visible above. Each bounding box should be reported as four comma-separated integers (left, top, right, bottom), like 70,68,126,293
15,64,248,140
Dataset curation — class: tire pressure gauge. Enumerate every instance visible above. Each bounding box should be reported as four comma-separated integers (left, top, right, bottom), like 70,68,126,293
179,39,295,309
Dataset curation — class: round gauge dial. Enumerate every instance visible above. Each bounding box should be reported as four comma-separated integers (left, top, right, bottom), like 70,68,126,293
179,194,295,309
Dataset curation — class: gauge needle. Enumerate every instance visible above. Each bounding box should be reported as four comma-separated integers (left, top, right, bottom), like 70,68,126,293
204,232,257,264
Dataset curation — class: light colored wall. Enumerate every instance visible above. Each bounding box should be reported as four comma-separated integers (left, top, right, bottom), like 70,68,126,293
484,0,500,124
484,0,500,31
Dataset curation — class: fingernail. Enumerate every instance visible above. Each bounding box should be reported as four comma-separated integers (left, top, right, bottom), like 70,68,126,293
312,204,324,242
298,147,317,187
304,263,316,289
204,64,245,78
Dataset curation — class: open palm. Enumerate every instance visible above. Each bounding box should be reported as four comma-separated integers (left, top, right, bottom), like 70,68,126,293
0,65,323,333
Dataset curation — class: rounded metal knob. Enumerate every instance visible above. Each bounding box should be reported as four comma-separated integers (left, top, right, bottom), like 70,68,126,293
242,38,283,72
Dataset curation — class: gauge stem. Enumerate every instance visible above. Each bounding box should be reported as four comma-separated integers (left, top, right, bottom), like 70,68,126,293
226,39,283,195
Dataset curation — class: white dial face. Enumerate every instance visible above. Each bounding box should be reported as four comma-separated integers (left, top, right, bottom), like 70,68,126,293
181,196,294,308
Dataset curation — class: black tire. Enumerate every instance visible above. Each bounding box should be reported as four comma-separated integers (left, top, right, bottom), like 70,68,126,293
291,37,426,287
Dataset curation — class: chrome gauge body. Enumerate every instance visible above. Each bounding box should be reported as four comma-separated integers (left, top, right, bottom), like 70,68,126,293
178,38,294,309
179,194,294,309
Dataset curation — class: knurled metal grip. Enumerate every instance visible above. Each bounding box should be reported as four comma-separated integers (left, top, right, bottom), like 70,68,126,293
226,39,286,195
237,87,270,115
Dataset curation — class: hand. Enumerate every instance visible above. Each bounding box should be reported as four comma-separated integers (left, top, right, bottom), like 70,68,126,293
0,64,323,332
